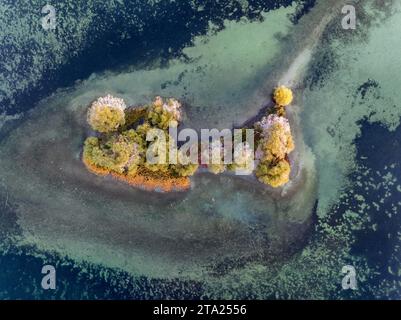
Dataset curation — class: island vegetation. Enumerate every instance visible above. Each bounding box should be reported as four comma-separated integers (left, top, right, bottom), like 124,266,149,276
82,86,295,191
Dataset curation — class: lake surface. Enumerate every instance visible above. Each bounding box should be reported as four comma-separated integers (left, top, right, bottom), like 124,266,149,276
0,0,400,299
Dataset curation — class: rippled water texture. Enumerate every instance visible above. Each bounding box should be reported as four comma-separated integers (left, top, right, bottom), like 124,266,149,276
0,3,320,278
0,0,400,299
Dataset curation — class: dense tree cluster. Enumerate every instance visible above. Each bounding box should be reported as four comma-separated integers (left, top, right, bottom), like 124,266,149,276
83,95,199,181
83,86,295,190
87,95,126,133
254,86,295,188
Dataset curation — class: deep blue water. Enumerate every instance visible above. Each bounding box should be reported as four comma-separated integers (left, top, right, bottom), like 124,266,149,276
1,0,300,115
1,0,400,300
1,119,399,299
0,0,303,300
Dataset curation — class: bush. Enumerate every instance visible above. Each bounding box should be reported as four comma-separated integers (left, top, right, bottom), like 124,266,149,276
83,131,144,174
87,95,126,133
208,163,226,175
254,114,294,187
147,97,181,130
172,163,199,177
228,142,254,173
256,159,291,187
273,85,293,106
258,122,294,162
122,106,148,131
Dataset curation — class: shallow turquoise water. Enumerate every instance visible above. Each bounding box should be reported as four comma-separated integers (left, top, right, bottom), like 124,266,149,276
0,0,400,299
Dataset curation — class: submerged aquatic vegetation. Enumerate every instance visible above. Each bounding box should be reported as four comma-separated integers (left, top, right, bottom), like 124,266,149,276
1,0,399,300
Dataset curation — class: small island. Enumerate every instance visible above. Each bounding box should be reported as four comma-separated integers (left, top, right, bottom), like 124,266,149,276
82,86,295,192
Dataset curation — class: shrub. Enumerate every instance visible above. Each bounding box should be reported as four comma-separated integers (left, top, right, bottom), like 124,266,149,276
254,114,294,187
83,131,143,174
259,123,294,161
201,140,227,174
273,85,293,106
255,159,291,187
228,142,254,173
255,115,294,162
208,163,226,175
87,95,126,133
172,163,199,177
122,106,148,130
147,96,181,130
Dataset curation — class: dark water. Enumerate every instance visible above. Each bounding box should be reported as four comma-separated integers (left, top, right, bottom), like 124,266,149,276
1,0,302,115
1,0,400,300
350,122,401,299
0,119,398,299
0,0,313,300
